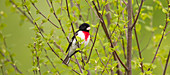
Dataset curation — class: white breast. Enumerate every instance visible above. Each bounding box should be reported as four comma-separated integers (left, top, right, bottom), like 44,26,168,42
72,31,90,47
68,31,90,56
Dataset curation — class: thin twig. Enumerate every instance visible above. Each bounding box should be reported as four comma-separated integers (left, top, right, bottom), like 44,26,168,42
72,69,81,75
43,63,53,74
53,41,64,54
148,14,169,71
44,49,56,69
86,23,100,64
34,42,41,75
114,51,128,71
0,51,22,74
105,0,111,27
165,31,170,36
10,0,63,62
90,0,128,72
121,38,126,59
97,0,101,10
65,0,83,72
101,54,113,74
130,0,144,72
122,0,127,6
74,55,83,73
95,49,109,73
31,2,59,28
133,26,144,72
74,0,85,22
0,34,22,74
99,39,107,57
85,0,103,22
151,14,169,64
131,0,144,29
11,1,81,74
47,0,70,43
163,50,170,75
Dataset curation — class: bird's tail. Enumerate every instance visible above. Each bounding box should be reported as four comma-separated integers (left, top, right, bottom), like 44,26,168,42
62,54,70,65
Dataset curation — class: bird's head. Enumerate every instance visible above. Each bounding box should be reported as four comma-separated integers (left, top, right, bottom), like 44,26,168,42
79,23,90,32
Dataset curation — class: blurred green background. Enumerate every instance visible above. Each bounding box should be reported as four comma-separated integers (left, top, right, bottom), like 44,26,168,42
0,0,33,74
0,0,170,75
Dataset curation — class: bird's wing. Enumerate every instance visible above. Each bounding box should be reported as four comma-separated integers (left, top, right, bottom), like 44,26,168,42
66,31,79,53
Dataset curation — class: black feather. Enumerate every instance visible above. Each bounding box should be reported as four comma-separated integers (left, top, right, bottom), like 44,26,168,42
65,30,79,53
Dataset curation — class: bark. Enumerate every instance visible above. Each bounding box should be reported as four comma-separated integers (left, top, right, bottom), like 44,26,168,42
127,0,132,75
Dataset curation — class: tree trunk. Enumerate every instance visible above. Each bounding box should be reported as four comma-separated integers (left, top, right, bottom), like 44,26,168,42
127,0,132,75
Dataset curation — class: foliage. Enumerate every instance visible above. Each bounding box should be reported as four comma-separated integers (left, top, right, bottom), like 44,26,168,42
0,0,170,75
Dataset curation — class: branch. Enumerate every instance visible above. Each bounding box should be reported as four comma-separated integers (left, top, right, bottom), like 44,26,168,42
163,1,170,74
114,51,128,71
85,0,103,22
86,22,100,64
121,38,126,59
150,14,169,66
44,49,56,69
11,1,81,74
43,63,53,74
133,26,144,72
0,51,22,74
65,0,84,72
130,0,144,29
95,49,109,73
10,0,63,62
74,55,83,73
31,2,59,28
105,0,111,27
33,42,41,75
165,31,170,36
101,54,113,74
130,0,144,72
99,39,107,57
148,14,170,71
90,0,128,72
65,0,80,48
47,0,70,43
53,41,64,54
163,50,170,75
127,0,132,75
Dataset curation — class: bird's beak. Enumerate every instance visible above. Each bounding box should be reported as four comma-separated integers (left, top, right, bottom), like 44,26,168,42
87,27,91,30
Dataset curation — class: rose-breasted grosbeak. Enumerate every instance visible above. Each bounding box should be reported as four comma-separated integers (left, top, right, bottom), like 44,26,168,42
63,23,90,65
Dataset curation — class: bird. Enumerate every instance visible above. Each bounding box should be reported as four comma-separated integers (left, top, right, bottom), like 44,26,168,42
62,23,91,65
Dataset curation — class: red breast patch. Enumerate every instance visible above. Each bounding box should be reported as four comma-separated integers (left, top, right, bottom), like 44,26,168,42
82,31,90,41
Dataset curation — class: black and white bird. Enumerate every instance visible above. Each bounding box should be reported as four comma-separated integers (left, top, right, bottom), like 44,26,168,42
63,23,90,65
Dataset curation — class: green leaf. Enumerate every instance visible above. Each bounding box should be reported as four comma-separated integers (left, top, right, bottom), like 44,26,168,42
145,71,152,74
99,10,102,14
0,23,7,30
31,0,38,3
136,24,141,32
91,24,98,28
47,14,51,19
159,25,164,29
42,19,47,23
84,64,89,70
23,1,30,6
50,8,54,13
56,7,61,14
36,10,40,14
145,26,153,31
162,8,168,14
33,17,41,23
138,58,144,62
